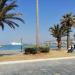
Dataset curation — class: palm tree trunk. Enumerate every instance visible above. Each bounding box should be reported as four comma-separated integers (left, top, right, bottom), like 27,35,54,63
57,39,61,49
67,30,70,49
67,26,71,49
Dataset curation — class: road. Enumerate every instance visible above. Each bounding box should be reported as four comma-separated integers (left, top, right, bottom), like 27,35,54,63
0,58,75,75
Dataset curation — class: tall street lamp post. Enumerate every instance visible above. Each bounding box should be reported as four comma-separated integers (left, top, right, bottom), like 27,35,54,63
36,0,40,48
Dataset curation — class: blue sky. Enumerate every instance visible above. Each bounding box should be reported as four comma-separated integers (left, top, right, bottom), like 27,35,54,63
0,0,75,44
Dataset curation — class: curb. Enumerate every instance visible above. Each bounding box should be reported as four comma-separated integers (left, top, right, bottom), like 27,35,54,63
0,56,75,65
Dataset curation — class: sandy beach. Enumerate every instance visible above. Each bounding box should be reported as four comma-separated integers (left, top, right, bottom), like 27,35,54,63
0,49,75,62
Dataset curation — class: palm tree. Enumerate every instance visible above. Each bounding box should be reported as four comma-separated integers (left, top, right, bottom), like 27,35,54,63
61,13,75,49
0,0,24,30
49,24,67,49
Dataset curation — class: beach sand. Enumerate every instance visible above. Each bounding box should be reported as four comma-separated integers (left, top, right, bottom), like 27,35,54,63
0,48,75,62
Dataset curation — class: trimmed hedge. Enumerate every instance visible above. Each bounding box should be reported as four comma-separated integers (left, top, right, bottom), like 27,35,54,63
24,47,37,54
24,46,50,54
39,47,50,53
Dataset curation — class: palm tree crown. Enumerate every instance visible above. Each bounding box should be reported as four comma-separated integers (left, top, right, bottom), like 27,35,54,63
61,13,75,29
0,0,24,30
49,24,66,38
61,13,75,49
49,24,66,49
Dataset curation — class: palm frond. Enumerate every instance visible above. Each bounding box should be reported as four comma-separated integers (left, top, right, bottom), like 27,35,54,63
0,22,4,30
0,0,24,30
61,13,75,27
0,0,8,11
49,24,67,38
5,13,22,18
2,0,17,14
4,20,19,29
6,17,25,23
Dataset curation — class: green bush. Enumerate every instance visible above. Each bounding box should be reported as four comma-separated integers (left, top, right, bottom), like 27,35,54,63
24,46,50,54
39,47,50,53
24,47,37,54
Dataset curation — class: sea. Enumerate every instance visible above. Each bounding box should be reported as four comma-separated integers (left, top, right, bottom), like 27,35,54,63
0,43,66,52
0,44,26,52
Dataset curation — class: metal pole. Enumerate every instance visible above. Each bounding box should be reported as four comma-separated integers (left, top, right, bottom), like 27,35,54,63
74,33,75,40
36,0,40,48
21,38,22,52
74,33,75,48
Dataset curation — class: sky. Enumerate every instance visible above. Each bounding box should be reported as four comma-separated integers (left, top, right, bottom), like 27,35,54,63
0,0,75,45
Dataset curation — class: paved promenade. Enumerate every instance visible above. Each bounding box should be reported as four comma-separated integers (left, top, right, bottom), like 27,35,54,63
0,58,75,75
